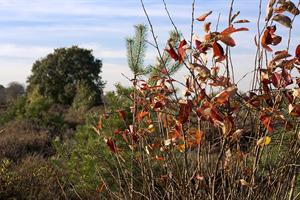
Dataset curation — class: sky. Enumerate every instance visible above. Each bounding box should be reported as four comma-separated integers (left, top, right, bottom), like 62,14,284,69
0,0,299,92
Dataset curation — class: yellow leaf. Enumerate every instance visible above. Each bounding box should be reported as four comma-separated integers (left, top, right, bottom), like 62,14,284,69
257,136,271,146
177,144,185,153
148,124,155,133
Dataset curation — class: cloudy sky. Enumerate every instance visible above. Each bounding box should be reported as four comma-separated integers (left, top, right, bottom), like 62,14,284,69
0,0,299,91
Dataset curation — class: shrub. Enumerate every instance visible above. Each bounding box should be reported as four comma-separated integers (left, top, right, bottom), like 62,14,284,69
0,120,52,161
0,155,65,199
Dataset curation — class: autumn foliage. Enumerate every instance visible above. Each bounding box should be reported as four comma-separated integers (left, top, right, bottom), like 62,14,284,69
93,0,300,199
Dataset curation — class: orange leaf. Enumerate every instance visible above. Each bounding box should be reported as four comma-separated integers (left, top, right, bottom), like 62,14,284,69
214,86,237,105
178,39,187,63
96,181,105,193
259,114,273,132
97,116,103,130
261,29,273,52
197,11,213,21
195,131,204,145
136,110,148,123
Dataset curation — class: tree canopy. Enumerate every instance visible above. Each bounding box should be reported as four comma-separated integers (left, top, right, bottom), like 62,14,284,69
27,46,104,106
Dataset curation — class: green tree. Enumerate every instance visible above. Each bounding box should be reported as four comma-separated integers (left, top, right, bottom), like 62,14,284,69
27,46,104,106
126,24,148,77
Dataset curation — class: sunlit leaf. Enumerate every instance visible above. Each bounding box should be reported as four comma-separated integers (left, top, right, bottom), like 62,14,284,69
177,143,185,152
289,104,300,117
178,39,187,63
259,114,273,132
257,136,271,146
214,86,237,105
197,11,213,21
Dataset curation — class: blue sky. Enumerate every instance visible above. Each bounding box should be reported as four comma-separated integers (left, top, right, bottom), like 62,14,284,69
0,0,299,91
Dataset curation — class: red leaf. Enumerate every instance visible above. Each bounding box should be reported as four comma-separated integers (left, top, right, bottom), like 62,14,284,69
271,72,282,88
197,11,213,21
213,42,225,62
114,129,121,135
165,44,179,61
282,69,293,87
106,138,117,153
195,40,210,54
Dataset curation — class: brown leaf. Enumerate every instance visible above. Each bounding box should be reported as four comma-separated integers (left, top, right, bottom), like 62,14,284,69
271,35,282,45
261,29,273,52
178,100,193,124
219,35,236,47
234,19,250,23
118,110,126,120
273,14,292,28
197,11,213,21
273,50,291,62
289,104,300,117
277,0,300,16
203,22,211,33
